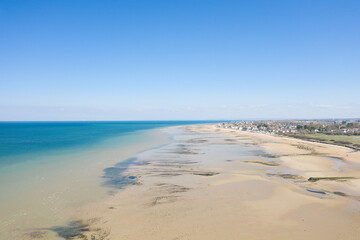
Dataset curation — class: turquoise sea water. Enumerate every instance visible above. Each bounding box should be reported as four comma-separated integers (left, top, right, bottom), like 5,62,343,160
0,121,219,239
0,121,216,167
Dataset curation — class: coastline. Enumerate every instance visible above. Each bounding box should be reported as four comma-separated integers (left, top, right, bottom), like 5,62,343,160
40,123,360,240
0,127,171,240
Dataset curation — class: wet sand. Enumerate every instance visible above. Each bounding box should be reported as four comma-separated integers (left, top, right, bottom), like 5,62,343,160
0,129,170,240
24,124,360,240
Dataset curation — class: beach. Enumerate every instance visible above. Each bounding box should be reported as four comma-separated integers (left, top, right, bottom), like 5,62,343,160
3,1,359,239
29,123,360,240
0,122,176,240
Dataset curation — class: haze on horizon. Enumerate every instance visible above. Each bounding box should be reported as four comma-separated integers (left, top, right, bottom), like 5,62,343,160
1,0,359,121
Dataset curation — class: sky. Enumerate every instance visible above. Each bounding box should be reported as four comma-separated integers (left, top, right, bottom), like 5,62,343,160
1,0,359,120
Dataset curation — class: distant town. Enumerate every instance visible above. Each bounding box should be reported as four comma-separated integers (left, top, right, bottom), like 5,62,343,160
218,119,360,150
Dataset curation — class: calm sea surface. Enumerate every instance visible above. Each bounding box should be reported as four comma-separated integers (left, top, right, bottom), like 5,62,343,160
0,121,219,239
0,121,216,167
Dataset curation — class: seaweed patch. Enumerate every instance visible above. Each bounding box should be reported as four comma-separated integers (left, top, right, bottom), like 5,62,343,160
192,171,219,176
47,220,90,240
333,191,347,196
308,177,355,182
267,173,302,180
102,157,145,190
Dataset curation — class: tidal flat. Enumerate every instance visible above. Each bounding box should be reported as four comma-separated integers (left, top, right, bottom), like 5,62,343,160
44,124,360,240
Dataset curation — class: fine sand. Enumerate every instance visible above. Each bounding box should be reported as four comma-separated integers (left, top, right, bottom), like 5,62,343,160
0,129,170,240
23,124,360,240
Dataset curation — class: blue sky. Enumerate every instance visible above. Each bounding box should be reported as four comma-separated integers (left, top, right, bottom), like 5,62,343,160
1,0,359,120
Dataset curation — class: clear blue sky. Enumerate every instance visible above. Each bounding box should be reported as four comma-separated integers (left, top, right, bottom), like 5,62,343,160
1,0,359,120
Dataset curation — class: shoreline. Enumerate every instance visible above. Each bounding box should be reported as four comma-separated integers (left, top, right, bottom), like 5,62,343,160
0,127,171,240
36,123,360,240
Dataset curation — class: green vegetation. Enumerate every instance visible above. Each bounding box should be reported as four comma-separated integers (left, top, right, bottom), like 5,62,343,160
287,133,360,150
267,173,302,180
302,133,360,144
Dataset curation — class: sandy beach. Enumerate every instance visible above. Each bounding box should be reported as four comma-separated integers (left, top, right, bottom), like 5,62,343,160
25,123,360,240
3,0,359,239
0,127,170,240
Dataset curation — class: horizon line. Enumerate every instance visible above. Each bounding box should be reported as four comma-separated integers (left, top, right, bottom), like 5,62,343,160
0,118,359,123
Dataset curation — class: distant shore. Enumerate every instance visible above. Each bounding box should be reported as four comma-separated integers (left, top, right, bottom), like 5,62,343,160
218,120,360,151
35,123,360,240
279,133,360,151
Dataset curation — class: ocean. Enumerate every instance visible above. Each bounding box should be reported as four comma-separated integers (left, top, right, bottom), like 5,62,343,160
0,121,217,239
0,121,215,166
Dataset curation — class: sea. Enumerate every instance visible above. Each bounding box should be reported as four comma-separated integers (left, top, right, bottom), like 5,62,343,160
0,121,217,239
